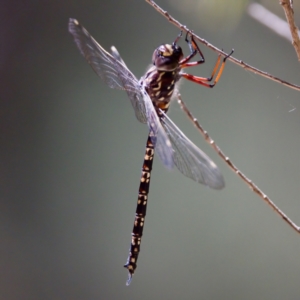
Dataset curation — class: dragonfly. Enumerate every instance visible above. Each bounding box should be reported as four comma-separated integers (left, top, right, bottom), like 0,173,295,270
68,18,233,285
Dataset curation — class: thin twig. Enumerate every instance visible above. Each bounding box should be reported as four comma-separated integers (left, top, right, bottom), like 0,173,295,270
145,0,300,92
280,0,300,61
177,93,300,234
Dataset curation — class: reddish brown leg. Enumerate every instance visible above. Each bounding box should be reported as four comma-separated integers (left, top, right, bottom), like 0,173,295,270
179,33,205,67
182,48,234,88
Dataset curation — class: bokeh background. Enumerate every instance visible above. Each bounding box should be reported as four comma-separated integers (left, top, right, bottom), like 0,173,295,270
2,0,300,299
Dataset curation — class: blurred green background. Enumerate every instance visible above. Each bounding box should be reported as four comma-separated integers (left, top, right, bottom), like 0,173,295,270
2,0,300,299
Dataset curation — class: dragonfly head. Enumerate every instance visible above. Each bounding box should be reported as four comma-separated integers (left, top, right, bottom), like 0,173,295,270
152,42,183,71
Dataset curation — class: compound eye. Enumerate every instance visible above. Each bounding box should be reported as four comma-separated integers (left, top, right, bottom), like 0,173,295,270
157,50,164,57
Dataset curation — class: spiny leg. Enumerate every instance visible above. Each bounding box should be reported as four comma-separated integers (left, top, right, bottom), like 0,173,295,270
124,131,155,285
178,33,233,87
173,30,183,45
177,32,204,67
181,48,234,88
181,34,221,79
179,33,205,67
172,31,204,67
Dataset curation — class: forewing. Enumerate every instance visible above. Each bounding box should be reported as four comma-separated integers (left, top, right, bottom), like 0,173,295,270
68,18,147,123
160,111,225,189
69,19,174,167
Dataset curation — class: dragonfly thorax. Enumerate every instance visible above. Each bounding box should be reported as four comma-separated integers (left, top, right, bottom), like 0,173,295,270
140,42,184,112
140,66,181,112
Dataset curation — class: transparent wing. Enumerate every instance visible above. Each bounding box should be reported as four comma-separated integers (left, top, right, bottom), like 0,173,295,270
111,46,128,69
68,18,147,124
69,18,174,168
160,110,225,189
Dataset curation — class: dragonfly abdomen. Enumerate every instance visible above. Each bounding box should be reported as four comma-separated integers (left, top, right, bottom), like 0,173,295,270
124,132,155,285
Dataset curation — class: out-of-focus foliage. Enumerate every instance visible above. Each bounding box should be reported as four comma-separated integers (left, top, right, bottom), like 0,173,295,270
168,0,248,32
